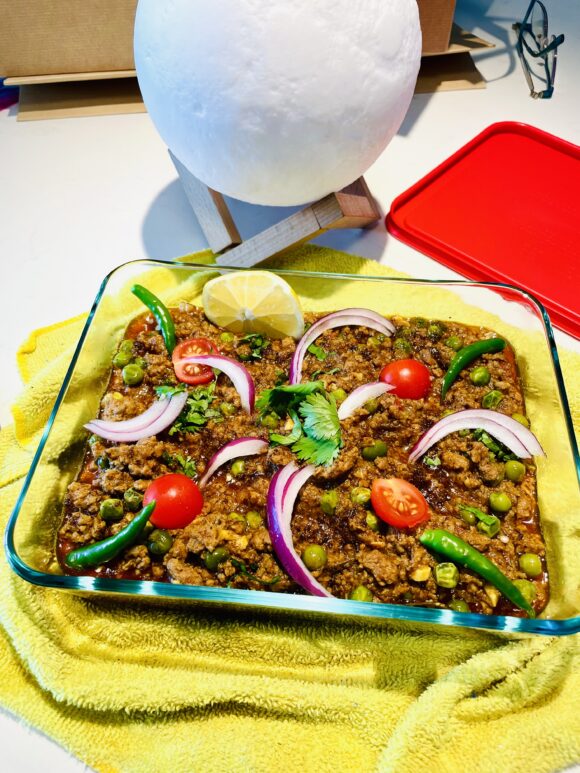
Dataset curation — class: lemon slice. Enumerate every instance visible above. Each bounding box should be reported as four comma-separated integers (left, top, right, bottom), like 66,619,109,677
202,271,304,339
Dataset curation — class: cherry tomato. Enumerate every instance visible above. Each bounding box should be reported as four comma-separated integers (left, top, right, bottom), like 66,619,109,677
379,359,431,399
371,478,429,529
172,337,219,385
143,473,204,529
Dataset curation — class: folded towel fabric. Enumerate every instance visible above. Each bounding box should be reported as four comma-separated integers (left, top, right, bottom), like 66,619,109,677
0,246,578,773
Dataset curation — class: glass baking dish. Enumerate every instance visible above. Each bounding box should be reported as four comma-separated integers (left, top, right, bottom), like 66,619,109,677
5,259,580,636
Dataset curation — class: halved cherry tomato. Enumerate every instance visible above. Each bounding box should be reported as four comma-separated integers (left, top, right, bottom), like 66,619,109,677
379,359,431,399
172,337,219,385
371,478,429,529
143,473,204,529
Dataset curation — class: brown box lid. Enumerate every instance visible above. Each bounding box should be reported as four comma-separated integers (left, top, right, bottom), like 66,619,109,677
0,0,138,78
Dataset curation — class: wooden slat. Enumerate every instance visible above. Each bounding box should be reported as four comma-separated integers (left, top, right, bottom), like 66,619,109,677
216,176,380,268
170,152,241,253
16,79,145,121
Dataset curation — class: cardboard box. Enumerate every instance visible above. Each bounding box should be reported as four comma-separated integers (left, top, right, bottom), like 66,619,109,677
0,0,456,80
0,0,137,78
417,0,457,54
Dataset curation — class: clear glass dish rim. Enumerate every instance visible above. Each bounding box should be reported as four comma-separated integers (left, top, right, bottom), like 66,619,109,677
5,258,579,636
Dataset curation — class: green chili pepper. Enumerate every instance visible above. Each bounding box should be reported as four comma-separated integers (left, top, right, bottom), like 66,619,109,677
65,502,156,570
419,529,535,617
441,338,506,400
131,284,176,355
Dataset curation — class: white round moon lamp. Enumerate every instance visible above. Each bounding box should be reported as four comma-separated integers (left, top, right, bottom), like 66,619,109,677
134,0,422,208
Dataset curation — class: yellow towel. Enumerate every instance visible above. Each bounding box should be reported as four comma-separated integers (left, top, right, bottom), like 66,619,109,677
1,246,578,773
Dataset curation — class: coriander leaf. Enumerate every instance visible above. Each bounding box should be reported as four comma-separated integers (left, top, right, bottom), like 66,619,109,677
311,366,340,380
237,333,270,360
162,451,197,478
307,343,327,361
255,381,325,416
169,382,222,435
270,409,302,446
472,429,517,461
230,558,280,586
423,455,441,469
155,384,186,399
299,392,340,442
292,436,340,466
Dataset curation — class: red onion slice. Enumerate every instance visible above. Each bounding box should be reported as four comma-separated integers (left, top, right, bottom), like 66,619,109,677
409,409,545,462
337,382,394,420
198,437,269,488
267,463,332,598
85,392,188,443
179,354,255,413
88,398,172,434
289,309,394,385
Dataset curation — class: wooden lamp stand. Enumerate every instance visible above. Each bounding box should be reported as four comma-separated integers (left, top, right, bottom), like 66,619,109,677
171,152,381,268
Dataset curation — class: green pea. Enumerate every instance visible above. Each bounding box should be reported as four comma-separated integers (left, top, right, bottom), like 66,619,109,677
511,412,530,428
142,521,155,540
320,489,338,515
513,578,536,604
88,434,99,446
449,599,470,613
458,429,470,437
427,323,444,341
519,553,542,578
302,544,327,571
228,511,246,523
434,562,459,588
364,398,380,414
477,515,500,538
445,335,463,351
246,511,263,529
96,455,110,470
505,460,526,483
394,338,412,355
132,356,147,370
260,413,279,429
458,507,477,526
411,317,428,328
99,498,124,522
220,331,235,343
237,351,252,362
230,459,245,476
350,487,371,506
367,336,382,348
122,363,144,386
482,390,503,409
123,487,143,512
349,585,373,602
220,401,236,416
366,512,380,531
361,440,387,461
148,529,173,556
119,339,134,353
470,366,491,386
330,388,347,404
204,547,229,571
112,349,133,368
489,491,512,513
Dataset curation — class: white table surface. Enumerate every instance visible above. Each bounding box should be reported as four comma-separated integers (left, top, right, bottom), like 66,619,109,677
1,1,579,770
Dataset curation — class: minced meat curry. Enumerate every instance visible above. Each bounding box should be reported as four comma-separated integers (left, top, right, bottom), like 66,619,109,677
58,298,548,618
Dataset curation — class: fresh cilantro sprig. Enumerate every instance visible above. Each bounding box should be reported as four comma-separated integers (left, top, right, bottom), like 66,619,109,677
257,381,341,466
162,451,197,478
154,384,186,399
307,343,327,361
311,366,340,380
169,383,222,435
255,381,324,417
472,429,517,461
237,333,270,361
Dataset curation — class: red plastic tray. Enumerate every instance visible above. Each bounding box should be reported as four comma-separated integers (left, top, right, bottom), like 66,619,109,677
386,122,580,338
